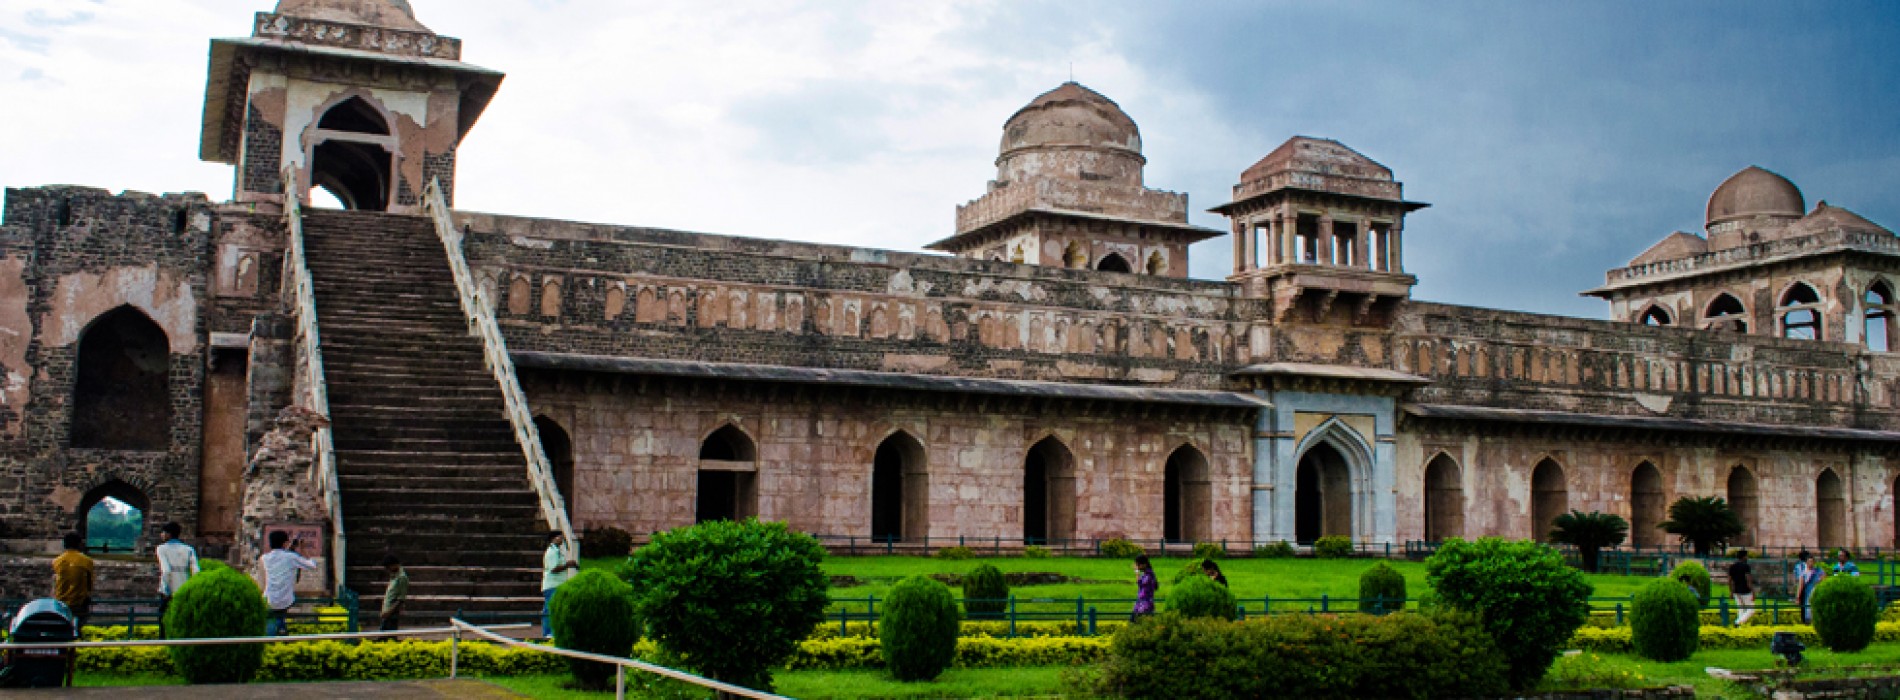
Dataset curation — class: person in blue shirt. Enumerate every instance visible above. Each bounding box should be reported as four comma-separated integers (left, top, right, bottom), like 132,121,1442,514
1834,549,1861,577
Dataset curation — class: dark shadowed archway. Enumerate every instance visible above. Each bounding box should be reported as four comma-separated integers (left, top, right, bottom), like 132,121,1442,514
1163,445,1211,544
1817,468,1846,550
1295,442,1352,544
1728,466,1759,547
78,480,149,553
696,424,757,523
1023,436,1076,545
1423,453,1463,542
1531,459,1567,543
534,416,574,515
871,431,928,543
71,306,171,450
1630,462,1665,548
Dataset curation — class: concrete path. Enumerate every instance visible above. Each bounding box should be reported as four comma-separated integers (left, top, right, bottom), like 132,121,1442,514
10,679,525,698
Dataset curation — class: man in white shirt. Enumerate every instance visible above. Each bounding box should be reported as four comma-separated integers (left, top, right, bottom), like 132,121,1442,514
541,530,577,638
154,522,200,637
259,530,317,636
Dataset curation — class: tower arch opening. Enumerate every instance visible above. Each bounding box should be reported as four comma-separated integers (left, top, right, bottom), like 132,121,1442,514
309,96,395,211
1096,252,1132,274
71,306,172,450
1780,282,1823,340
1704,293,1748,333
1639,305,1673,327
1866,281,1894,352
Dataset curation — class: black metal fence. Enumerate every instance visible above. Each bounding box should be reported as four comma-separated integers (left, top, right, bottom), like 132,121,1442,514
0,594,360,636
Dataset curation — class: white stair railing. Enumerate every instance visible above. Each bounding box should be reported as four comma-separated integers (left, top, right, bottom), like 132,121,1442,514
280,170,349,594
420,178,579,560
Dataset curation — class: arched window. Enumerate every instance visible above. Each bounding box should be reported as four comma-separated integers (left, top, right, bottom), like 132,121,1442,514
318,96,391,135
1295,442,1353,544
78,480,148,553
1727,466,1758,546
534,417,575,516
309,96,393,211
1163,445,1211,544
1423,453,1463,542
1531,459,1567,543
1023,436,1076,545
1779,282,1823,340
870,431,928,543
1703,294,1748,333
1866,282,1894,352
1629,462,1664,548
1638,305,1673,327
1095,252,1132,274
71,306,171,450
1817,468,1846,550
696,424,757,523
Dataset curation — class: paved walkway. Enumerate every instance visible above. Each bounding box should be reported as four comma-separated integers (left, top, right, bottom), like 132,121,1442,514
11,679,525,698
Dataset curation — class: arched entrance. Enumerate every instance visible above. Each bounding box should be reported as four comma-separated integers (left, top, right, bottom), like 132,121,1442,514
1295,442,1353,544
1023,436,1076,545
71,306,171,450
534,417,574,515
1817,468,1846,550
1728,466,1759,546
309,96,394,211
78,481,148,553
1531,459,1567,543
1630,462,1665,548
870,431,928,543
696,424,758,523
1163,445,1211,544
1095,252,1132,274
1423,453,1463,542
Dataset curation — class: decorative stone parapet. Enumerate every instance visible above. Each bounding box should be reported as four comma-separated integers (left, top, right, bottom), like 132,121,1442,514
252,12,461,61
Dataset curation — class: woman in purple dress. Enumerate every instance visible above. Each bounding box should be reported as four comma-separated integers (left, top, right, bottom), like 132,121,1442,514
1131,555,1158,620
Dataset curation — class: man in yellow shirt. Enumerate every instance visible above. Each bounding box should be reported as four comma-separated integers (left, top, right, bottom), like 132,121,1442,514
52,532,95,625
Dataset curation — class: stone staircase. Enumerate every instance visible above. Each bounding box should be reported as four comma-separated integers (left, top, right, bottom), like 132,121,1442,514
301,208,548,626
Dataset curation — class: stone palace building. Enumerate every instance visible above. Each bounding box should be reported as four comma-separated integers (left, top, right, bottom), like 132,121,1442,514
2,0,1897,616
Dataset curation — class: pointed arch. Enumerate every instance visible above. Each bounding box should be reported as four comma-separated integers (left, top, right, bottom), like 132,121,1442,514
316,95,391,135
1704,293,1748,333
1817,468,1846,550
871,430,928,543
696,422,758,523
1638,304,1673,327
1163,443,1211,544
1531,458,1567,543
534,416,575,516
1095,252,1132,274
77,479,150,552
1023,435,1076,544
1866,280,1894,352
1630,462,1664,548
72,305,172,450
308,94,395,210
1423,452,1463,542
1779,281,1823,340
1727,465,1759,546
1293,419,1374,544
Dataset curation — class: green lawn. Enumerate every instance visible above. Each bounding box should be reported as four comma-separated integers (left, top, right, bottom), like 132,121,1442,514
1544,645,1900,699
486,667,1075,699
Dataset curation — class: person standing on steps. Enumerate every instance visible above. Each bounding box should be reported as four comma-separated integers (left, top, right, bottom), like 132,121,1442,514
52,532,95,628
1726,550,1754,627
542,530,578,639
379,554,409,632
1130,555,1157,621
154,522,201,637
260,531,317,636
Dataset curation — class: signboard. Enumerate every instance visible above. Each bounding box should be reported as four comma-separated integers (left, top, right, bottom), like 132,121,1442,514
261,522,324,560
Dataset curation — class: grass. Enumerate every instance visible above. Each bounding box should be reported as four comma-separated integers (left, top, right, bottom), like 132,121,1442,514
1544,645,1900,699
485,667,1074,699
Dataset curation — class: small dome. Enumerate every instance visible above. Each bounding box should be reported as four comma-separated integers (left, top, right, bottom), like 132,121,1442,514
274,0,429,31
1706,166,1804,226
999,82,1142,158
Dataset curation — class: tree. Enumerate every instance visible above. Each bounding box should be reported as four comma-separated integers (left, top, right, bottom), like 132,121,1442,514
1548,510,1628,573
880,576,960,681
1426,537,1593,691
1658,496,1745,556
621,520,828,692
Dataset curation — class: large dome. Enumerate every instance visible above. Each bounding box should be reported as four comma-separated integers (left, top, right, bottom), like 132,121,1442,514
274,0,429,31
995,82,1145,187
1706,166,1804,226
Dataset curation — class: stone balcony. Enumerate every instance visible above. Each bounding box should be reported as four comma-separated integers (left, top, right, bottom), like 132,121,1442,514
1589,229,1900,295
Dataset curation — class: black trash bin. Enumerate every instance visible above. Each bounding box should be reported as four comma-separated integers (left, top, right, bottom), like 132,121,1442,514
0,599,80,688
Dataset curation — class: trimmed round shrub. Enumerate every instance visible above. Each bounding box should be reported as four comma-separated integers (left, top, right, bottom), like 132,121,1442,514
1314,535,1354,559
1358,562,1407,614
1190,542,1225,560
1255,540,1296,559
1812,575,1879,652
578,526,634,559
163,563,269,684
1099,538,1145,559
622,520,828,691
1425,537,1592,691
550,569,640,689
1668,561,1713,608
1166,575,1237,621
880,575,960,681
961,564,1009,620
1629,578,1700,661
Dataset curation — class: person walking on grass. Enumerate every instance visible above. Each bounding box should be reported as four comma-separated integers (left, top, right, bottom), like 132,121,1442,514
1794,549,1826,624
1726,550,1754,627
542,530,578,638
379,554,409,632
154,522,200,637
260,531,317,636
52,532,94,627
1130,555,1157,621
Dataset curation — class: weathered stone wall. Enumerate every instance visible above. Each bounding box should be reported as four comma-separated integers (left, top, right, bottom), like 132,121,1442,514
0,554,159,601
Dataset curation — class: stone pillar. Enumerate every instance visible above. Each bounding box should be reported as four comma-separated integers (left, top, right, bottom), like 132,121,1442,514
1233,221,1247,274
1357,218,1372,269
1243,219,1257,271
1282,211,1298,264
1319,215,1336,266
1251,392,1284,544
1390,224,1404,273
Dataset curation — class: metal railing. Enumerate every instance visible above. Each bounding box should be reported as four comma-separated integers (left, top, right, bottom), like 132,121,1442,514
420,178,577,560
281,169,348,595
0,596,360,636
450,618,787,700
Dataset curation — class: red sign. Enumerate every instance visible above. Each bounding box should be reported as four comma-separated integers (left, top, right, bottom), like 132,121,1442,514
261,522,324,559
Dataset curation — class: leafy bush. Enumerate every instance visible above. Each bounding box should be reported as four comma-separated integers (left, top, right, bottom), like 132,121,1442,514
550,569,641,689
1629,578,1700,661
934,546,975,560
1425,537,1592,691
960,564,1009,620
1255,540,1296,559
1659,496,1745,556
1358,562,1407,614
1190,542,1225,560
1096,611,1506,699
1167,576,1237,621
1668,561,1712,608
1569,621,1900,654
880,576,960,681
1022,545,1052,559
163,563,269,684
1812,575,1879,652
1099,538,1145,559
578,526,634,559
622,520,828,691
1314,535,1354,559
1548,510,1628,573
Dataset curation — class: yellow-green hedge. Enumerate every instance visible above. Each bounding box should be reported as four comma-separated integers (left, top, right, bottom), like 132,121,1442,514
1568,621,1900,653
786,635,1107,671
1580,606,1811,629
77,640,567,680
809,620,1127,639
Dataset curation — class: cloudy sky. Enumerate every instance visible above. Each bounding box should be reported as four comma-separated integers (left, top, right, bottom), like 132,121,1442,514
3,1,1896,317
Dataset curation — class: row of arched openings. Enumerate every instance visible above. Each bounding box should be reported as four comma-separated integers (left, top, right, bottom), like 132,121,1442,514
1640,281,1895,350
997,245,1167,275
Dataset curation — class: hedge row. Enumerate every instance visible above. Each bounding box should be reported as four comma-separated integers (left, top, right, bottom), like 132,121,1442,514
79,640,568,680
1568,621,1900,653
785,635,1107,671
809,620,1128,639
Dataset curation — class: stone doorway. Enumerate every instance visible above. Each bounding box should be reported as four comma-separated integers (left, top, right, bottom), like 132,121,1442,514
696,424,757,523
870,431,928,543
1023,436,1076,545
1294,442,1352,544
1728,466,1759,547
71,306,171,450
534,417,574,515
1423,453,1463,542
1531,459,1567,543
1163,445,1211,544
1817,468,1846,551
309,96,394,211
1630,462,1665,548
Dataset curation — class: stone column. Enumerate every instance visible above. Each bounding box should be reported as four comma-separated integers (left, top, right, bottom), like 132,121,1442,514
1282,210,1298,264
1390,224,1404,272
1233,221,1247,274
1357,218,1372,269
1319,215,1335,266
1251,392,1285,544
